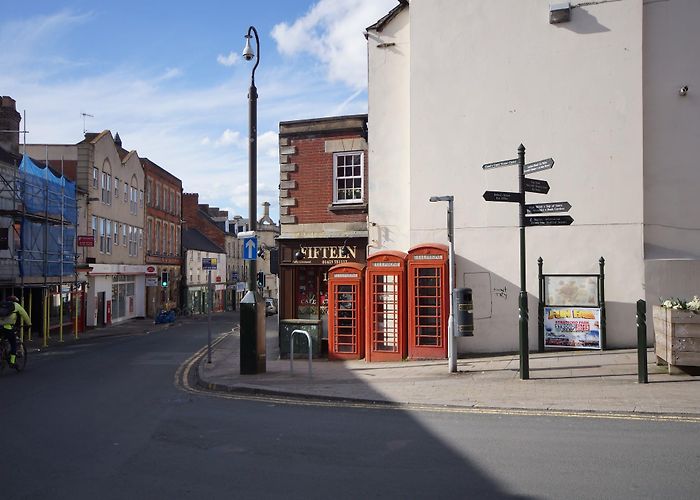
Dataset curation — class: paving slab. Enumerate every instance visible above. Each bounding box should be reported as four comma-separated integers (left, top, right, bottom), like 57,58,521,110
197,319,700,417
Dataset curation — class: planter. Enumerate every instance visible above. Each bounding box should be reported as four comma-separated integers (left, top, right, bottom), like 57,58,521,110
653,305,700,374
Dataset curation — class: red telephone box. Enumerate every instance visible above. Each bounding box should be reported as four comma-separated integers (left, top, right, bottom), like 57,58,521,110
328,263,365,360
365,251,407,362
407,243,449,359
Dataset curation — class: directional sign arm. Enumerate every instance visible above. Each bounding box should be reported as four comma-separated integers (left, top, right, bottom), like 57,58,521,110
523,178,550,194
483,191,523,203
525,202,571,214
525,215,574,226
482,158,519,170
524,158,554,175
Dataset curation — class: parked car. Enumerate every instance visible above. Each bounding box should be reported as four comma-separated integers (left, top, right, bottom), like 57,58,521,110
265,298,278,316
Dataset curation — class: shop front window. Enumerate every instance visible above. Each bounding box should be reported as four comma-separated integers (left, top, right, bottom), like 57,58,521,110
295,267,329,323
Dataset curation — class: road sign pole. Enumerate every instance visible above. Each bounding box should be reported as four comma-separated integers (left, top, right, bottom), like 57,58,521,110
518,144,529,380
240,28,266,375
207,269,212,364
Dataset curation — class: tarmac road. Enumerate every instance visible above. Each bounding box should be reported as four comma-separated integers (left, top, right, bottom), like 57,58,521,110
1,313,698,499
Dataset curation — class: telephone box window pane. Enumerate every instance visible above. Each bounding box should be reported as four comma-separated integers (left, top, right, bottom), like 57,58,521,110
371,275,399,352
414,267,443,347
335,284,357,353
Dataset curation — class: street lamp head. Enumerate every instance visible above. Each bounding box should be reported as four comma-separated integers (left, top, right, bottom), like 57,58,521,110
430,195,454,203
242,34,255,61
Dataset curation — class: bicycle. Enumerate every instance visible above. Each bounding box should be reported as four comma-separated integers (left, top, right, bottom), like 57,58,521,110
0,331,27,373
175,306,191,317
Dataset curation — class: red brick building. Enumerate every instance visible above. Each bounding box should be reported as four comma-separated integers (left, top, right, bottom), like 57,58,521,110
277,114,369,336
143,157,183,317
182,193,226,248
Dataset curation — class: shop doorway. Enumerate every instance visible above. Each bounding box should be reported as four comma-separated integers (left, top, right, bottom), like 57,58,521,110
295,266,329,336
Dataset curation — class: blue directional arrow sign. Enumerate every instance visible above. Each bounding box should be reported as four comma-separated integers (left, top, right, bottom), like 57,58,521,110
243,237,258,261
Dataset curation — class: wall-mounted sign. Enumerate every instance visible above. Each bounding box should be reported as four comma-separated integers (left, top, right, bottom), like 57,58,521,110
280,238,367,266
295,245,358,265
202,257,218,270
77,235,95,247
544,307,601,350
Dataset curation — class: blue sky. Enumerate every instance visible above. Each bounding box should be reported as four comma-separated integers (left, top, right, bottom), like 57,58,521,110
1,0,397,222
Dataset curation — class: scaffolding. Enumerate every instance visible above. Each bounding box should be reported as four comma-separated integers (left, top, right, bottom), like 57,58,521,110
0,153,79,345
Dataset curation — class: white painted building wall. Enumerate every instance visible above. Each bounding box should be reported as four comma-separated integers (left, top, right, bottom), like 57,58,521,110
642,0,700,302
367,0,700,352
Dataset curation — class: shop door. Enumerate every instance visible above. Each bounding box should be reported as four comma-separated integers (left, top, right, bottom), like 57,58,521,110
295,267,329,340
97,292,106,327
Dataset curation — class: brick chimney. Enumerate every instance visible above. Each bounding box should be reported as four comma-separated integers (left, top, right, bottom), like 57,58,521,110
0,96,21,155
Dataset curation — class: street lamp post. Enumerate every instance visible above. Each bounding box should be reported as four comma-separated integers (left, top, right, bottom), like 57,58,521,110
239,25,266,374
429,195,457,373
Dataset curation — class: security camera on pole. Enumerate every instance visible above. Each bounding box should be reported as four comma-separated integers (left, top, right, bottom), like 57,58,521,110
239,26,266,374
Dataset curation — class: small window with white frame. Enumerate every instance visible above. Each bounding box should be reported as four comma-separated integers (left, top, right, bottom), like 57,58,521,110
333,151,363,204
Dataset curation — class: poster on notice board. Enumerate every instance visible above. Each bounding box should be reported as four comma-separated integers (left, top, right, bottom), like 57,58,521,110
544,307,601,350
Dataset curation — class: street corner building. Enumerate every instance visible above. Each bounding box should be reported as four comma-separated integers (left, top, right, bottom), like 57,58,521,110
277,114,369,352
364,0,700,353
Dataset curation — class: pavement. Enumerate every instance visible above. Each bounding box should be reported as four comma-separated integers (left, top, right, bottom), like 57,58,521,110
198,313,700,418
21,312,700,418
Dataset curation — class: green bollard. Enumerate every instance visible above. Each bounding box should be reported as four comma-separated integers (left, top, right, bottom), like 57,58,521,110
637,299,648,384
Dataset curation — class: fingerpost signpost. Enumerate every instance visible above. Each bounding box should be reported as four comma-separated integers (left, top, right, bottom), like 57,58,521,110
482,146,573,380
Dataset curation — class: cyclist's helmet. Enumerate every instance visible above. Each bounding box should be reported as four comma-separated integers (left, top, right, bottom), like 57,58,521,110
6,296,19,303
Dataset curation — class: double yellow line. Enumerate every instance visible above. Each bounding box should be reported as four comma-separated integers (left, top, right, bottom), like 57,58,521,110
175,334,700,424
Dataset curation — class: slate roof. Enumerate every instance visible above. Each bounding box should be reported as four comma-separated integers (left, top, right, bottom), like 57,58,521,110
182,227,225,254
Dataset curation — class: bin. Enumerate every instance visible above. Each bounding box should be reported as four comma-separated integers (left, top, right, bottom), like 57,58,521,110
328,263,365,360
407,243,449,359
279,319,322,359
365,250,408,362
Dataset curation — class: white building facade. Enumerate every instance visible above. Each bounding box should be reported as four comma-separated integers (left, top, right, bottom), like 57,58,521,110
367,0,700,352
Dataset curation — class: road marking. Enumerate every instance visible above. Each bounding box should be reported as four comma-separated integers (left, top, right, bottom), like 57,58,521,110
175,331,700,425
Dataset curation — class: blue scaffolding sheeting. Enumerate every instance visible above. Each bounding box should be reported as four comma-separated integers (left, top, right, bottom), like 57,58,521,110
19,154,78,224
18,154,78,277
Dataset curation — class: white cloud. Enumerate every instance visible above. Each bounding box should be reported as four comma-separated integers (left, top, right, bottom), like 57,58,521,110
157,67,183,81
0,3,393,222
217,52,239,67
215,129,244,147
272,0,397,90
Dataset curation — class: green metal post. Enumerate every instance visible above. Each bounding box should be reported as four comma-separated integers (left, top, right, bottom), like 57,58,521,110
637,299,648,384
537,256,544,352
518,144,529,380
599,257,606,350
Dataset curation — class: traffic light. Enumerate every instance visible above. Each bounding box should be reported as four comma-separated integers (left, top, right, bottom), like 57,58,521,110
256,271,265,288
161,271,169,287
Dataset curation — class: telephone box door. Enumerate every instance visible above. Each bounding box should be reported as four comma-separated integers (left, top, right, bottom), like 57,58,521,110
408,243,449,359
328,263,365,360
365,251,407,362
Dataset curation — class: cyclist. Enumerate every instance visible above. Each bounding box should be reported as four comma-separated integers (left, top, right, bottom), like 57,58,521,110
1,296,31,368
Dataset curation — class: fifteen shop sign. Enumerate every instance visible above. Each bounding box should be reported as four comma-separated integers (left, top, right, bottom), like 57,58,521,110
296,245,357,265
